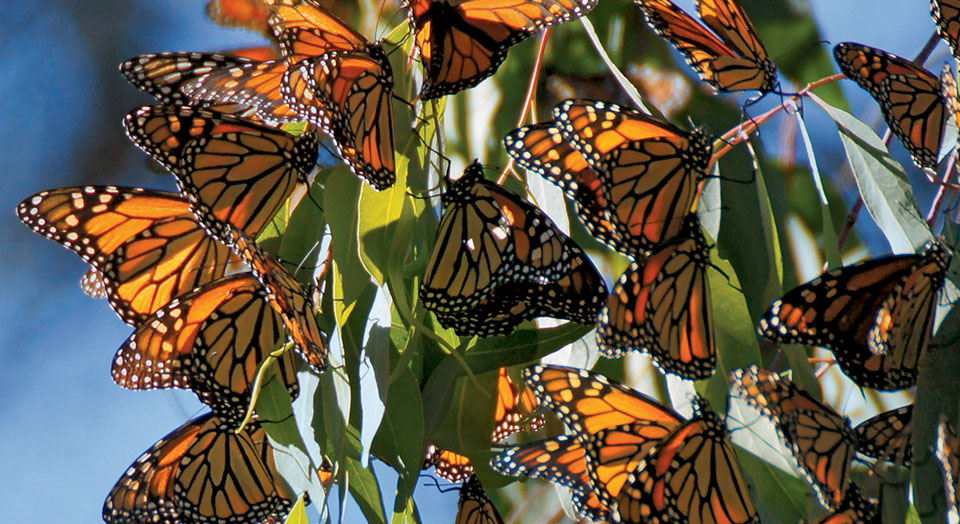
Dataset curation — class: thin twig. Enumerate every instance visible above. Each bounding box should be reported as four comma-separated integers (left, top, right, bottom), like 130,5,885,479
497,29,551,185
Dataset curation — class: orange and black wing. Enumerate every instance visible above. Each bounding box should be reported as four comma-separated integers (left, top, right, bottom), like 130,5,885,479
112,273,300,427
227,228,329,374
267,0,370,59
405,0,599,99
17,186,232,325
120,52,296,124
504,122,626,254
291,51,396,189
598,217,715,379
853,406,913,467
814,484,881,524
554,99,711,257
758,241,949,391
614,396,758,524
490,435,611,521
933,1,960,60
834,42,945,170
456,474,505,524
731,366,855,511
635,0,777,93
124,104,318,239
425,445,475,483
103,413,293,524
523,364,684,440
421,161,606,336
492,367,545,442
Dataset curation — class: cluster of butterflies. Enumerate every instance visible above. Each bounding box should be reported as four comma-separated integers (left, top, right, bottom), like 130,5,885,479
412,0,960,521
17,0,960,521
483,363,927,523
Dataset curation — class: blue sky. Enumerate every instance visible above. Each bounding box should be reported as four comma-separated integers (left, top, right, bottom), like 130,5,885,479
0,0,943,522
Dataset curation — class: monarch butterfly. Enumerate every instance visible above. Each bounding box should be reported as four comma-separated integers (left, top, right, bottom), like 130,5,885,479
124,105,318,241
524,364,759,523
490,435,611,521
814,484,881,524
120,51,299,125
758,240,950,391
112,273,300,427
731,366,855,511
936,418,960,515
456,475,505,524
17,186,234,325
553,99,712,258
634,0,778,93
206,0,273,36
403,0,599,99
598,216,715,379
492,367,545,442
504,122,626,255
221,226,329,374
834,42,946,171
933,1,960,60
103,412,294,524
268,0,396,190
421,160,607,336
853,406,913,467
425,445,475,483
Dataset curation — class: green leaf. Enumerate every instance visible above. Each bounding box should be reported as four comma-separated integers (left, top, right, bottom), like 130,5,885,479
809,93,932,253
345,456,387,524
280,182,327,284
358,157,411,284
793,109,840,269
463,323,594,375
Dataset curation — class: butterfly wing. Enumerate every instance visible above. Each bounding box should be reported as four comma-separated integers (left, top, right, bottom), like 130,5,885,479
554,99,710,256
405,0,599,99
490,435,611,521
492,367,545,442
17,186,232,325
834,42,945,170
599,219,715,379
229,229,329,374
504,122,626,254
81,266,108,299
124,105,318,239
268,0,370,59
853,406,912,466
731,366,855,510
933,0,960,61
425,445,475,483
112,274,300,426
294,51,396,189
103,413,293,524
759,242,948,390
422,162,606,335
523,364,683,442
181,59,301,124
636,0,776,92
615,397,758,524
813,484,881,524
